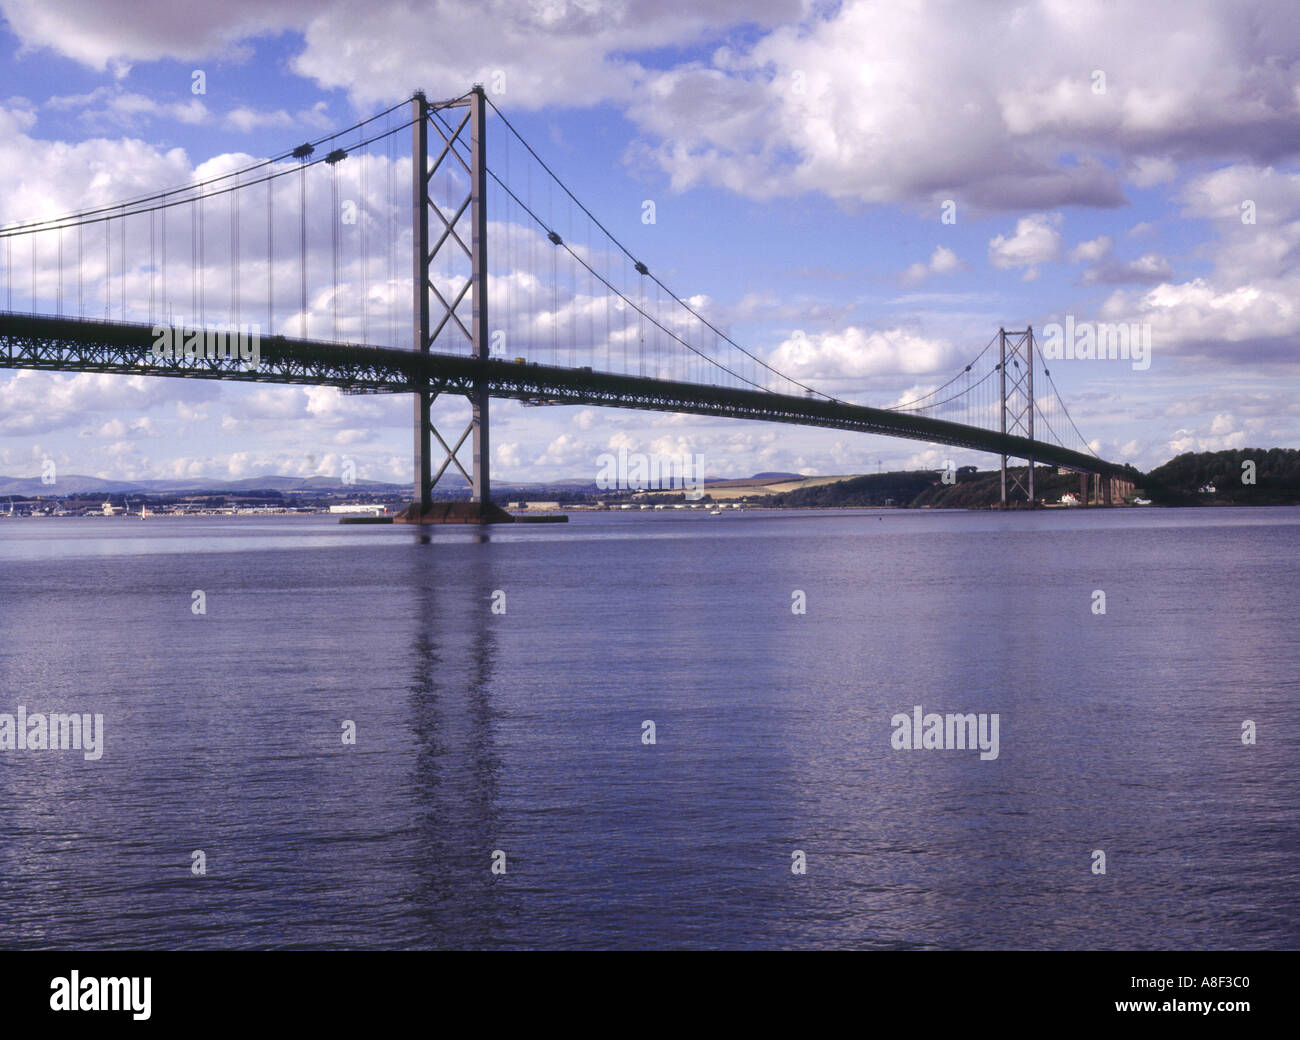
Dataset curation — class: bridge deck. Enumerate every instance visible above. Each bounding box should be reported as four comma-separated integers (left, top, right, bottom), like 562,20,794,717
0,312,1130,477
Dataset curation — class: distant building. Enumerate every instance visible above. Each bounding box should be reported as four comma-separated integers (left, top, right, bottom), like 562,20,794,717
328,504,386,515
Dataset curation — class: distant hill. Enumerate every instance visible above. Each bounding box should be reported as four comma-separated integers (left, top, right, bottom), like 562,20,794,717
762,466,1127,509
1145,448,1300,505
0,470,803,498
911,467,1087,508
21,459,1296,508
0,474,405,495
763,470,938,507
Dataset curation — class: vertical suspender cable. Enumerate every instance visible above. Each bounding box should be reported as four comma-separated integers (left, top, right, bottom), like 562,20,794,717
232,172,240,327
502,124,508,362
550,179,557,365
588,220,595,371
360,129,368,344
199,192,205,325
331,160,339,341
191,196,198,322
568,195,575,368
267,174,274,333
300,157,308,337
386,111,394,347
149,209,156,324
161,193,167,323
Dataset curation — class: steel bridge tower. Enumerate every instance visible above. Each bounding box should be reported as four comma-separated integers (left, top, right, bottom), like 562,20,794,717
998,326,1036,506
409,86,505,522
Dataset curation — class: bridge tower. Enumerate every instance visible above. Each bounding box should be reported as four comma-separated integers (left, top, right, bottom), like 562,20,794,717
409,86,505,522
998,326,1036,506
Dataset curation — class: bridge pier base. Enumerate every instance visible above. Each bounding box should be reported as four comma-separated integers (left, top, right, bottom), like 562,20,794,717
400,387,512,524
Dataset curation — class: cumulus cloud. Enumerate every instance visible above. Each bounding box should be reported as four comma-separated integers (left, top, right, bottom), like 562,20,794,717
1070,235,1114,263
1103,278,1298,362
766,326,957,383
81,417,159,439
988,213,1062,279
1068,235,1173,284
4,0,1298,211
1083,252,1173,285
0,370,183,435
1126,156,1179,188
901,245,965,286
0,0,799,108
0,0,296,69
223,101,332,133
46,86,209,127
1094,163,1300,363
630,0,1300,209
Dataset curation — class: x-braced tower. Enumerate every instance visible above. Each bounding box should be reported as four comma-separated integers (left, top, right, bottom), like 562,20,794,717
998,326,1035,505
409,86,506,522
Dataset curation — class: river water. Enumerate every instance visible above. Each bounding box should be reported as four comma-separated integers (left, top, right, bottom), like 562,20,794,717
0,506,1296,949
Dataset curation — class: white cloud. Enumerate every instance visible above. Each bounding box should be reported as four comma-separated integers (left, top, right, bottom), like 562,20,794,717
6,0,1298,211
1092,163,1300,362
0,0,291,69
902,245,965,285
766,326,957,383
988,212,1062,279
1102,278,1298,360
1069,235,1172,283
1126,156,1179,188
1070,235,1114,263
46,86,209,127
629,0,1300,209
223,101,332,133
0,370,182,435
1082,252,1173,285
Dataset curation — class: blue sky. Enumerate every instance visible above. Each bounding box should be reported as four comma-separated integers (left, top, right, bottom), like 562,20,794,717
2,0,1299,487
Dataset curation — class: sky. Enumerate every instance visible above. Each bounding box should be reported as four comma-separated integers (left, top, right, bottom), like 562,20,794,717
2,0,1299,487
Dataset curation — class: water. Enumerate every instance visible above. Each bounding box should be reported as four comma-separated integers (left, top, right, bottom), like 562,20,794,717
0,507,1296,949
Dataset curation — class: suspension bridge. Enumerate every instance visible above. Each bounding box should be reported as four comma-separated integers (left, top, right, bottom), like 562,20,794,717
0,87,1133,519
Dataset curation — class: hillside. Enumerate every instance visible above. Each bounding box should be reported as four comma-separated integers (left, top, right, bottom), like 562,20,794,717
761,470,942,507
1145,448,1300,505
